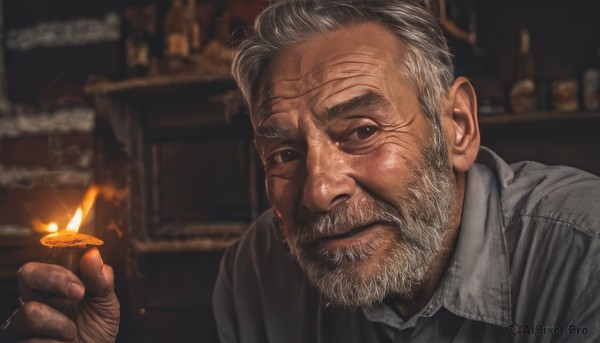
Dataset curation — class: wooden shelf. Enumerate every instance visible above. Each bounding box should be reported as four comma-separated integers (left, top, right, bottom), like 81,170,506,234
85,73,234,95
479,111,600,125
152,222,247,237
132,237,238,254
132,223,247,253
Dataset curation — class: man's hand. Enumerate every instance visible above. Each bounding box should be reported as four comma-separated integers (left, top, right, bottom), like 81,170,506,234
0,248,120,342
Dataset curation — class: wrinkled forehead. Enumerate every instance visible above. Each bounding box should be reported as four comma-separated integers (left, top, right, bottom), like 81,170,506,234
250,22,406,122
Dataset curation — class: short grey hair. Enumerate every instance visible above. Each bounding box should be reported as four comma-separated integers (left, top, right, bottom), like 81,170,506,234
232,0,455,131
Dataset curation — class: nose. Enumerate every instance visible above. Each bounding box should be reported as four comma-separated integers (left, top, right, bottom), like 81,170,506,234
301,143,356,212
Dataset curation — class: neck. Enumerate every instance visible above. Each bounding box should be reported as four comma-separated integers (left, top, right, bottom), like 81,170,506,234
387,172,466,319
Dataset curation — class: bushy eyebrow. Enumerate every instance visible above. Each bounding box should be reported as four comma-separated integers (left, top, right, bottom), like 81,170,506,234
255,126,290,139
253,126,292,148
323,91,391,121
253,91,391,147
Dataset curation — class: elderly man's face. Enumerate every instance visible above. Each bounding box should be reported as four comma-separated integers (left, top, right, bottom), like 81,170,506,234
251,23,455,308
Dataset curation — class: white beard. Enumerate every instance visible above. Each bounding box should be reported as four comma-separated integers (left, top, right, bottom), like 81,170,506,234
281,141,454,309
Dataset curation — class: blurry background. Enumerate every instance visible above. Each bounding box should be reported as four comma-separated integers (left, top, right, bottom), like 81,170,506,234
0,0,598,342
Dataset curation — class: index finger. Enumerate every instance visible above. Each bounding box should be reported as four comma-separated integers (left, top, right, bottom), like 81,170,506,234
18,263,85,303
0,301,77,342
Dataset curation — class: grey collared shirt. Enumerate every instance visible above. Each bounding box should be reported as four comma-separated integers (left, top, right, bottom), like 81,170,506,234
213,147,600,342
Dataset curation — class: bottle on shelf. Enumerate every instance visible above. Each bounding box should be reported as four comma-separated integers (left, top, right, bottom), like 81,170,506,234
187,0,202,54
124,7,152,77
552,78,579,112
164,0,190,72
510,29,537,114
582,47,600,111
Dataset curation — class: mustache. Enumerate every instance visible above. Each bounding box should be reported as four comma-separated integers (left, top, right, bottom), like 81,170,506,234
293,195,407,244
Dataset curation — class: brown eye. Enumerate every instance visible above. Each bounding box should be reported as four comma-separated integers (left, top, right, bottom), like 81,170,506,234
280,150,301,162
354,126,378,140
357,126,378,139
271,149,302,164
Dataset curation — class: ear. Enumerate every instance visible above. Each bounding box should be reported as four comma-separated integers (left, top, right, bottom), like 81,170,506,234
443,77,480,173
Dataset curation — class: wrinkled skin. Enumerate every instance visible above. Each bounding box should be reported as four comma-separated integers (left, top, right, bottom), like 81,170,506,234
1,248,119,343
252,22,480,316
253,22,433,245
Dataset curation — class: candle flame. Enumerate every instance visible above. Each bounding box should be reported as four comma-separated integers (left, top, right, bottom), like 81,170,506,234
32,185,101,234
48,222,58,233
32,218,59,233
80,185,100,224
64,185,100,233
66,208,83,233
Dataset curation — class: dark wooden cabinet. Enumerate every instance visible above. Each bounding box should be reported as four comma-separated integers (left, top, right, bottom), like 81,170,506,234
128,251,224,343
88,74,268,342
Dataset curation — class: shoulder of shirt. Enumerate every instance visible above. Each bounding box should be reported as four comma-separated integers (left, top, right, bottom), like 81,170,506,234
475,149,600,325
485,151,600,240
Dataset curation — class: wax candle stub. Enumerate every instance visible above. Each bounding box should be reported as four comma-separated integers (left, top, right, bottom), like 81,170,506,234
41,232,104,274
40,232,104,248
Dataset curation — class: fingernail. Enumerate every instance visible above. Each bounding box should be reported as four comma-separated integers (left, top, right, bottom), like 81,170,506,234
67,282,85,300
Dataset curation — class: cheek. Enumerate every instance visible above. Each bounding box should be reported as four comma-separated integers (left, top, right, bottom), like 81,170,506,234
266,174,303,225
352,145,413,203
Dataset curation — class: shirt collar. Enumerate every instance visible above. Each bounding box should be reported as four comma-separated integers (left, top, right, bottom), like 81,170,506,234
363,147,513,329
440,147,512,327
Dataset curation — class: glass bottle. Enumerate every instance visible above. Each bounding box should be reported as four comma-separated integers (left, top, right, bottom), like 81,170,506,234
510,29,537,113
187,0,202,54
164,0,190,72
124,8,151,77
583,47,600,111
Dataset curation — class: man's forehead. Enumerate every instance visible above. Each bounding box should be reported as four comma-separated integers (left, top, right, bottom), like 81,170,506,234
251,22,403,122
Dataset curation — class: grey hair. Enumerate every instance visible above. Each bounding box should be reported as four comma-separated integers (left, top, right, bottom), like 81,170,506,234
232,0,455,135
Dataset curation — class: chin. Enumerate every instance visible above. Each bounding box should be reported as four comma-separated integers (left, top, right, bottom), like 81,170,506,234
289,228,433,309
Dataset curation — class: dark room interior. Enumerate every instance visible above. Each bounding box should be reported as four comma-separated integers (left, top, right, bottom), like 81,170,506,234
0,0,599,342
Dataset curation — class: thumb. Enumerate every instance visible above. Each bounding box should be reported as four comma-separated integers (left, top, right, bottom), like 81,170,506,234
79,248,114,297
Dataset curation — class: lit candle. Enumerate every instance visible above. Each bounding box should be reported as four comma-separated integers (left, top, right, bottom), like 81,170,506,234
38,186,104,274
40,232,103,274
